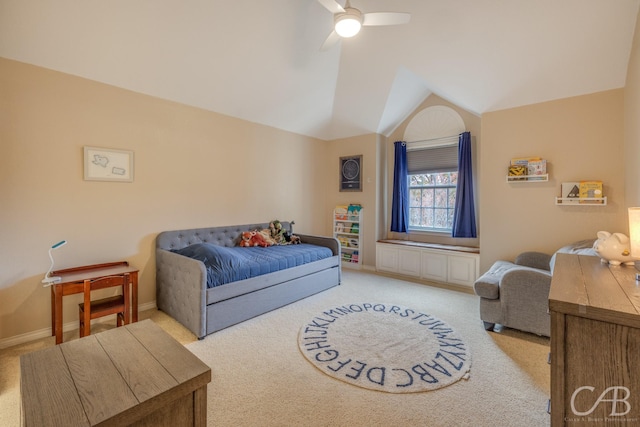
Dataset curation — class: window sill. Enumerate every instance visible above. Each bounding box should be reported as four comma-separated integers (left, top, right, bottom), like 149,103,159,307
377,239,479,254
407,228,451,235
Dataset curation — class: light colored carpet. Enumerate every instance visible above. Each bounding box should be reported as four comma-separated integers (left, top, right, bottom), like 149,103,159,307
1,270,550,426
185,270,551,426
297,302,471,393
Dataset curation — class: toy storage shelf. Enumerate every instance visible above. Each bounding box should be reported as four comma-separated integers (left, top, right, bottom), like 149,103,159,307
555,197,607,206
506,174,549,183
334,207,362,269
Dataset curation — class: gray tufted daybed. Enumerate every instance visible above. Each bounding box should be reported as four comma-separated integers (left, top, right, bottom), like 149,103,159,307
156,222,341,339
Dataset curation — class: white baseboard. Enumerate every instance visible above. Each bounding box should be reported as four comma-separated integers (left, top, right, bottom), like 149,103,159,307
0,301,157,350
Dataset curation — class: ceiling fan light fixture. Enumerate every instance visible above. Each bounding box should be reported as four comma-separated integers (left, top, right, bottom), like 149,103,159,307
335,9,362,38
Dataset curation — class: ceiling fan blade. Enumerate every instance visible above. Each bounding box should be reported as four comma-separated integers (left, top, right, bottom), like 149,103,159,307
363,12,411,26
317,0,345,14
320,30,341,51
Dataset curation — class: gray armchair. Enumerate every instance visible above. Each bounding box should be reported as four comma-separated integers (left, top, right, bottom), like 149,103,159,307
473,240,597,337
473,252,553,337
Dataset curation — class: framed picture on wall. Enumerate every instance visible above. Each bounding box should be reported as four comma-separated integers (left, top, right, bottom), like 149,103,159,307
84,146,134,182
340,155,362,192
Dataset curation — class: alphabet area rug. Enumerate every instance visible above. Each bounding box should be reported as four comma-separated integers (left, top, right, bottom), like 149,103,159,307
298,303,471,393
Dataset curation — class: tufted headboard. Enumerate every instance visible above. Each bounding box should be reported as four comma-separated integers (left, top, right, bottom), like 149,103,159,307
156,222,294,251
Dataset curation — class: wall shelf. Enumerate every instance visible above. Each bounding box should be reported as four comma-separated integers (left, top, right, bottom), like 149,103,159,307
555,197,607,206
506,174,549,183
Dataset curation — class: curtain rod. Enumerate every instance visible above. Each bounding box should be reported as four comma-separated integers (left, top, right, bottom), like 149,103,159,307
406,134,460,144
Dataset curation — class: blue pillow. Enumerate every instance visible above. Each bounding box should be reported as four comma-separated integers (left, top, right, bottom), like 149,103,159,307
172,243,244,287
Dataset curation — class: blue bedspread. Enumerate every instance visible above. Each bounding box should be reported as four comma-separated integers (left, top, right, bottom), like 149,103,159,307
172,243,334,288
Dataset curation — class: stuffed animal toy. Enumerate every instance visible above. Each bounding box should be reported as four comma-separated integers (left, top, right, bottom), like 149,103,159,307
258,229,277,246
269,219,301,244
239,231,271,248
289,234,301,244
593,231,636,265
269,220,287,245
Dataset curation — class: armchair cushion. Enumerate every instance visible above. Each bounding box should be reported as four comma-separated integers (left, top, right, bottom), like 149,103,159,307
474,260,552,301
514,251,552,271
473,261,514,300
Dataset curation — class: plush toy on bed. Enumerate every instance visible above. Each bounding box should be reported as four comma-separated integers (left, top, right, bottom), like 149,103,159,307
269,220,301,245
239,231,272,247
257,229,277,246
288,234,301,244
269,220,287,245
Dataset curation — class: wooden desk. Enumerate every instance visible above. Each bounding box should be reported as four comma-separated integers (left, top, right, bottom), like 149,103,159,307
549,254,640,426
21,320,211,426
50,261,139,344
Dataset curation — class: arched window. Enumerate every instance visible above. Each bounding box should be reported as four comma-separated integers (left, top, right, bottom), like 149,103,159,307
403,106,465,232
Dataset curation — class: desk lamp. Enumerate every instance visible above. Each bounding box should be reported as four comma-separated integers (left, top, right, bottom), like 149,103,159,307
628,207,640,281
41,240,67,286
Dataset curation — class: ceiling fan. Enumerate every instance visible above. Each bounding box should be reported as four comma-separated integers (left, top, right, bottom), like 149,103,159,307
317,0,411,51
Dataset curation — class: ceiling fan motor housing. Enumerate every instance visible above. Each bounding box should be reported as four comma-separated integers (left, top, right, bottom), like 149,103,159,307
335,7,363,38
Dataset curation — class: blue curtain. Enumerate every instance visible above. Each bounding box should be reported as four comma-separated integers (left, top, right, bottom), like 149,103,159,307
452,132,477,238
391,141,408,233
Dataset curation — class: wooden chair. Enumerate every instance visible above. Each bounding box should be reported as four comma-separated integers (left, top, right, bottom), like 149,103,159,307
79,273,131,338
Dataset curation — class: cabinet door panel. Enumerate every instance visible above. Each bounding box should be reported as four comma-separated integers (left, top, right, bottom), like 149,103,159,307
421,252,447,282
398,248,421,277
376,245,398,273
447,255,477,287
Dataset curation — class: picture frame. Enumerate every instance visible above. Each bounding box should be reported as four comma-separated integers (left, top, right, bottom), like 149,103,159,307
339,155,362,192
84,146,134,182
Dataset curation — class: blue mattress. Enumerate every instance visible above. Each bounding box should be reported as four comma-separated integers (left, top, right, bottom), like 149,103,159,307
172,243,334,288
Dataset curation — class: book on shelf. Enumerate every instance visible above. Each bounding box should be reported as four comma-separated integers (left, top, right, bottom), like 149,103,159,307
510,156,541,166
347,204,362,219
560,182,581,204
508,165,527,180
579,181,603,204
350,223,359,234
527,159,547,176
334,223,351,234
338,236,349,247
335,205,348,220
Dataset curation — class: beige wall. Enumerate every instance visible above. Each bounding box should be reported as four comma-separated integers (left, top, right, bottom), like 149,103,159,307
0,58,329,341
3,34,638,342
480,90,626,272
325,134,379,267
625,8,640,208
384,94,482,248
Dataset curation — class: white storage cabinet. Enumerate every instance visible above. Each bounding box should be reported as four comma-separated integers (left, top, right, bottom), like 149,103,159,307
376,241,479,287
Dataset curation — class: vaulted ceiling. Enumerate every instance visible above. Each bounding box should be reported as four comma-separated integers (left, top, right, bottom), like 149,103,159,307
1,0,638,141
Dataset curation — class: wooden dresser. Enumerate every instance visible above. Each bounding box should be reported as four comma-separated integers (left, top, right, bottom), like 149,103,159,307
549,254,640,426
